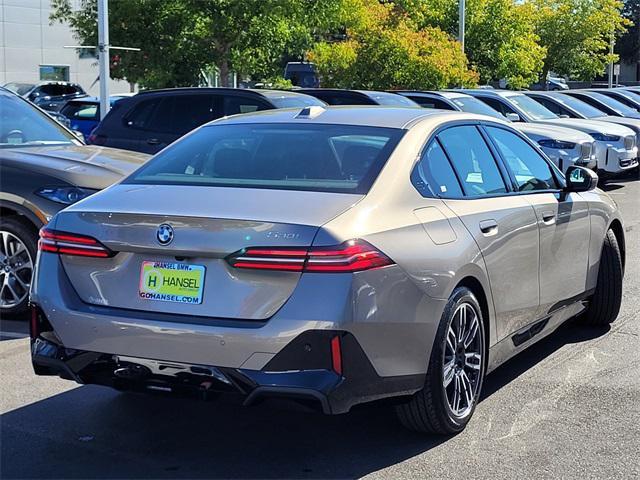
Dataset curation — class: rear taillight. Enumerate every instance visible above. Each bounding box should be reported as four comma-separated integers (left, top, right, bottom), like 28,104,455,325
228,239,393,273
38,228,114,258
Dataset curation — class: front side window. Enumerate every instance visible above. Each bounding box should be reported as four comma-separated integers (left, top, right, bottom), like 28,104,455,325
438,125,507,196
124,98,161,129
224,96,268,115
125,123,405,194
412,140,463,197
411,97,453,110
486,126,559,192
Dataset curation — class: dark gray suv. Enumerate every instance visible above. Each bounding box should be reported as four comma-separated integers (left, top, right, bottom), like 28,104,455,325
0,88,149,314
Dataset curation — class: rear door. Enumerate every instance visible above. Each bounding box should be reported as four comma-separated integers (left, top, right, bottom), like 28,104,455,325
484,125,591,317
437,124,541,340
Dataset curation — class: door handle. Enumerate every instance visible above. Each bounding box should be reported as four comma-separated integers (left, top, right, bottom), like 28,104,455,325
146,138,160,145
479,219,498,236
541,211,556,225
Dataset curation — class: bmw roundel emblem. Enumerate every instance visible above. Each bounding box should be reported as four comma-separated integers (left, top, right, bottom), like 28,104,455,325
156,224,174,245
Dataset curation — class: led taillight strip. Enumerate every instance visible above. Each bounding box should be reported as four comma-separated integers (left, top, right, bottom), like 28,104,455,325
228,240,393,273
38,228,114,258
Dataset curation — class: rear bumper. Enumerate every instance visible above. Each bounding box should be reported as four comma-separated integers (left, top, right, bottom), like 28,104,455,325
31,328,424,414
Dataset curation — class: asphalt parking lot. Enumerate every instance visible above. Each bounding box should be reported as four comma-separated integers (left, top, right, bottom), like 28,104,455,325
1,177,639,479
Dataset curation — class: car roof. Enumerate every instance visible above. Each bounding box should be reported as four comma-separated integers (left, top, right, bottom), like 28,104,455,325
210,105,490,129
134,87,310,99
397,90,468,100
452,89,524,99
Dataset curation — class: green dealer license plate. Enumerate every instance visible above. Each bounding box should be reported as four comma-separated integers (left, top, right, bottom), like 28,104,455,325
139,261,205,304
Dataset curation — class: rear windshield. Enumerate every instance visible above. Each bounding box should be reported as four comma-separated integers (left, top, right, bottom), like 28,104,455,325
125,123,405,194
61,102,99,120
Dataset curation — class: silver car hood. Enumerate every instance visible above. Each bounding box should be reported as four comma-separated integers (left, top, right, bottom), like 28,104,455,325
514,123,593,143
538,118,635,137
0,145,150,189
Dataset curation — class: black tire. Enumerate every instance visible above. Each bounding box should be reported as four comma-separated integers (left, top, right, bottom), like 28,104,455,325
395,287,486,435
0,216,37,316
581,229,623,326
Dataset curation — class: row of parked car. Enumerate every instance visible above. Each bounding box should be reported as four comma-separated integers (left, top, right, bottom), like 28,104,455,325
63,84,640,178
0,83,639,314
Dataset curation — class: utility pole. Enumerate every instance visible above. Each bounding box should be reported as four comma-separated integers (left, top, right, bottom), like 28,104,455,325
66,0,139,119
608,33,614,88
97,0,110,120
459,0,466,54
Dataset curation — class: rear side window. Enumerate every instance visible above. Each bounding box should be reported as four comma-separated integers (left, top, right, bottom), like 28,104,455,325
412,140,463,197
486,127,559,192
438,125,507,196
125,123,405,194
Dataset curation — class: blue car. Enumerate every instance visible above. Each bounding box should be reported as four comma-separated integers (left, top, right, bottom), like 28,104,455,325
60,95,133,138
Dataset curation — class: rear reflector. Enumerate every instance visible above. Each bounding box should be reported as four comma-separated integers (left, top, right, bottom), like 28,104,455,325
331,335,343,375
228,239,393,273
38,228,114,258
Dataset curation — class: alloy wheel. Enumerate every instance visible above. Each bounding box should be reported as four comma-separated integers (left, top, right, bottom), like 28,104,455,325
0,230,34,310
442,302,483,418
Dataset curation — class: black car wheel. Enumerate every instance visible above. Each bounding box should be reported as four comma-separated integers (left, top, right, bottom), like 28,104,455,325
396,287,486,434
581,229,623,326
0,217,36,315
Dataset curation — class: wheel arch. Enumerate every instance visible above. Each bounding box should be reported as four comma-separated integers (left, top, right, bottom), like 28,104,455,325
608,218,625,271
454,276,492,357
0,200,44,233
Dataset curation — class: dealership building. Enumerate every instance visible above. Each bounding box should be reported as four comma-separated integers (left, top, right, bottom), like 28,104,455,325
0,0,129,95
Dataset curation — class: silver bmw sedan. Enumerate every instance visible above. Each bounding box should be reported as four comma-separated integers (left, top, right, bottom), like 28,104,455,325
30,106,624,434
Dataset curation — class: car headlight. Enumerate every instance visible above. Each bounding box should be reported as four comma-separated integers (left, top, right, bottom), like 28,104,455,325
538,139,576,149
589,133,620,142
35,186,98,205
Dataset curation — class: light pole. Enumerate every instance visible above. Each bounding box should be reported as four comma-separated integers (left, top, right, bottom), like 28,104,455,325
97,0,110,120
607,33,614,88
459,0,466,54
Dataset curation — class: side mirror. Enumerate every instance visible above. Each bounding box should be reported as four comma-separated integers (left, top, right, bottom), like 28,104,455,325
72,130,85,142
558,114,570,118
565,165,598,192
505,112,521,122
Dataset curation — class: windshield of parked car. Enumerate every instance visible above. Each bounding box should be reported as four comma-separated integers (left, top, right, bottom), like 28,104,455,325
0,92,81,148
60,101,99,121
264,94,326,109
450,96,506,120
506,94,559,120
547,93,606,118
126,123,405,194
584,91,640,117
3,83,35,96
367,92,419,107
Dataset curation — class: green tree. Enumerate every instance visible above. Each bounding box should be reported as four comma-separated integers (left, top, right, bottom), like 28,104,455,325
309,2,478,89
50,0,344,88
394,0,546,88
531,0,631,81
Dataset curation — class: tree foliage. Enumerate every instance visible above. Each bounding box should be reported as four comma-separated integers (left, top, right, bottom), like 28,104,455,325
393,0,546,89
50,0,344,88
309,1,478,89
530,0,632,80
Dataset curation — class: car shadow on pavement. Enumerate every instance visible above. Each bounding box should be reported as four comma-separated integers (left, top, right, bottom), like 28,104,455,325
481,318,610,400
1,319,610,480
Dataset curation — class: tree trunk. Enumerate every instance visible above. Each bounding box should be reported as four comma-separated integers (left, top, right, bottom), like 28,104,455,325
219,58,230,87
